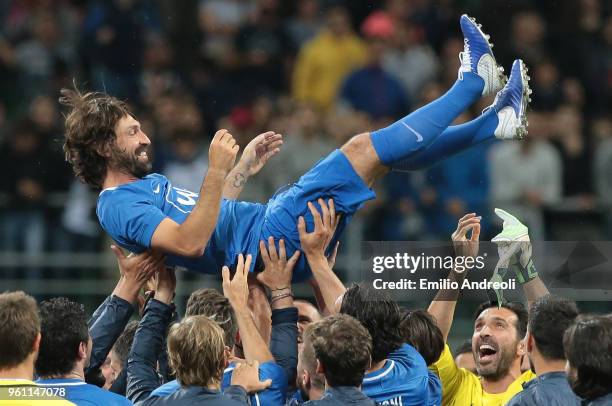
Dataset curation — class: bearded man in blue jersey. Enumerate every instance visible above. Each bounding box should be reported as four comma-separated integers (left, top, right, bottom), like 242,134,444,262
62,15,531,281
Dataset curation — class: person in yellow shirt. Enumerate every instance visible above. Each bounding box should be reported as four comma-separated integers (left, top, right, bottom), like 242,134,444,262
0,291,74,406
292,6,367,110
428,212,550,406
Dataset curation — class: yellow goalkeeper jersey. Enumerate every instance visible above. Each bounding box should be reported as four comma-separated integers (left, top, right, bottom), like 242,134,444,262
430,344,536,406
0,379,75,405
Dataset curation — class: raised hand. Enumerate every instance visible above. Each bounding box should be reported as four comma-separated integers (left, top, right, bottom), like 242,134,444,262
298,199,340,259
222,254,252,311
451,213,481,260
239,131,283,176
154,265,176,305
110,245,164,303
257,237,300,291
208,129,240,175
231,360,272,393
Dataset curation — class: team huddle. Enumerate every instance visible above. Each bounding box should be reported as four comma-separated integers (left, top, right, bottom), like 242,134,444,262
1,14,612,406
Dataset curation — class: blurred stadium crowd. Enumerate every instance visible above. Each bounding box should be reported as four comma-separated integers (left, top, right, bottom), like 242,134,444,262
0,0,611,271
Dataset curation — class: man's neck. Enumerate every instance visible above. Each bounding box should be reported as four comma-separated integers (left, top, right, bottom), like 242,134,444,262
103,169,138,190
308,386,325,401
0,363,34,381
41,365,85,382
531,352,567,376
366,359,387,374
481,363,523,394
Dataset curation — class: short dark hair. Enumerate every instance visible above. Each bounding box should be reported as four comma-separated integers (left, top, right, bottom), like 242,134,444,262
473,301,528,340
528,295,578,360
340,283,403,363
455,340,473,357
60,87,132,188
186,289,238,349
0,291,40,369
112,320,139,366
564,315,612,401
306,314,372,387
400,309,444,366
36,297,89,377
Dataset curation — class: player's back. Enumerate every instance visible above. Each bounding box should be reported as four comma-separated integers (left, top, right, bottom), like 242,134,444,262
96,173,266,274
37,378,131,406
0,379,75,405
362,343,435,406
149,361,287,405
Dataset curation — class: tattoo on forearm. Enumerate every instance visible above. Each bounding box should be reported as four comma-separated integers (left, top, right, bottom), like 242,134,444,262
232,172,246,188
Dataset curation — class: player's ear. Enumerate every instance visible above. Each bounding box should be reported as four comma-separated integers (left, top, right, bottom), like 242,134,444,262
95,140,113,158
517,337,527,356
315,359,325,376
32,332,41,353
78,341,88,361
302,370,310,389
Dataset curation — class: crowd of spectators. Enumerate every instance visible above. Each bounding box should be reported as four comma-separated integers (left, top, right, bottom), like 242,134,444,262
0,0,610,272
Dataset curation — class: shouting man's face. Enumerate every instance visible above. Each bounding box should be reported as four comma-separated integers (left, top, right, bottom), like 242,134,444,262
110,115,152,178
472,307,524,380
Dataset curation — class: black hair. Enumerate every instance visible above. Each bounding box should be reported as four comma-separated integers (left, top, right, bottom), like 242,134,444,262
36,297,89,377
564,315,612,400
473,301,528,340
340,283,403,363
400,309,444,365
528,295,578,360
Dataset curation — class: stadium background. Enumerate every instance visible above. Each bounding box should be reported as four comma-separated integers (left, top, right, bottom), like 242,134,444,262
0,0,611,345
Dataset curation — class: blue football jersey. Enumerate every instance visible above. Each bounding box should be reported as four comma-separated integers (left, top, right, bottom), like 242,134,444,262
362,344,440,406
97,173,266,274
37,378,132,406
150,361,287,406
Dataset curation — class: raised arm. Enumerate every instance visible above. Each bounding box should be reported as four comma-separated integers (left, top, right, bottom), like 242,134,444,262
223,254,274,363
127,266,176,405
428,213,481,342
298,199,346,316
223,131,283,200
257,237,300,382
87,247,162,374
150,129,238,257
492,208,549,308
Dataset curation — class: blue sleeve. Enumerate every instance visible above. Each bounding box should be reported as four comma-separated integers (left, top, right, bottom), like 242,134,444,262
224,362,287,406
388,344,431,405
427,370,442,406
149,380,180,398
87,295,134,374
127,299,174,405
251,361,287,406
269,307,298,385
101,191,166,249
88,295,111,328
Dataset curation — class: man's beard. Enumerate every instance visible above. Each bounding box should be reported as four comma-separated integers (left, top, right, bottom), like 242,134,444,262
477,342,516,381
110,144,152,178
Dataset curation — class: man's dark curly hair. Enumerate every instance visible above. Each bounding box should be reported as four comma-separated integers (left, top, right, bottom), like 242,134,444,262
36,297,89,377
340,283,403,363
186,289,238,349
60,86,132,189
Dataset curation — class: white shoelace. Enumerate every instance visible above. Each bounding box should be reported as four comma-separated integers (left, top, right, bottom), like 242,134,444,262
458,38,471,80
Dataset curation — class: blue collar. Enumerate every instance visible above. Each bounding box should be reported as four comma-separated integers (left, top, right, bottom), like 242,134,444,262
323,386,370,401
523,371,567,389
